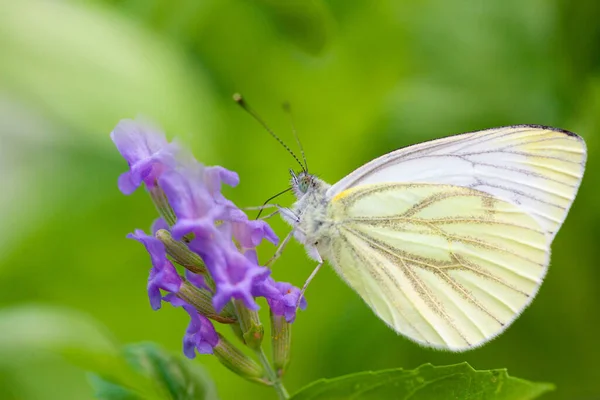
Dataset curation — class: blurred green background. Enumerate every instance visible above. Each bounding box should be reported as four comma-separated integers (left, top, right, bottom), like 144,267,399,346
1,0,599,399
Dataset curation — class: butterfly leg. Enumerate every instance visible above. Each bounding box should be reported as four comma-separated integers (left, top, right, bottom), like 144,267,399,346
266,214,307,267
242,204,279,211
259,209,281,220
242,204,296,221
241,203,281,219
296,250,324,308
266,228,295,267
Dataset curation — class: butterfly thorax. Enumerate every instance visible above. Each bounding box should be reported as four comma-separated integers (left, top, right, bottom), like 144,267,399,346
284,172,335,260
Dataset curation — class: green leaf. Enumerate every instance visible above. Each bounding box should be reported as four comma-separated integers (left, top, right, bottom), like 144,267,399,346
81,343,219,400
66,349,167,400
290,363,554,400
123,343,218,400
88,374,143,400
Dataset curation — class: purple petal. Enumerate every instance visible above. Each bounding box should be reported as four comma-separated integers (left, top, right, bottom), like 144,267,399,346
168,297,219,358
195,342,214,355
195,314,219,354
111,119,178,193
111,119,168,166
262,224,279,245
129,229,183,309
127,229,165,267
212,249,272,311
147,285,162,311
183,335,198,359
233,220,279,248
151,217,170,234
163,293,185,306
284,308,296,323
160,169,213,220
185,270,209,291
117,171,138,195
171,218,216,241
146,259,182,310
242,249,259,265
154,260,182,293
212,285,259,312
266,280,307,323
160,169,227,240
252,276,282,300
226,208,248,222
205,166,240,191
299,296,308,310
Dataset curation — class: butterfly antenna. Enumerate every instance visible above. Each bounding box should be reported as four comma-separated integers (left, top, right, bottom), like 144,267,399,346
256,187,293,219
234,93,305,172
282,101,308,172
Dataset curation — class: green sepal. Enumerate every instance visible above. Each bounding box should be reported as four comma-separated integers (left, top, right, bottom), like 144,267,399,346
270,312,292,377
155,229,207,275
177,281,236,324
213,334,269,386
232,300,264,350
148,186,177,227
230,321,246,345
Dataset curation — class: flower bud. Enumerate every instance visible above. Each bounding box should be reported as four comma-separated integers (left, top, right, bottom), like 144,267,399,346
177,281,236,324
213,334,269,385
155,229,207,275
270,312,292,377
233,299,264,350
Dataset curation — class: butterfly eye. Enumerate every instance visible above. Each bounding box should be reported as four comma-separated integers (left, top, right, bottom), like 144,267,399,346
297,177,309,193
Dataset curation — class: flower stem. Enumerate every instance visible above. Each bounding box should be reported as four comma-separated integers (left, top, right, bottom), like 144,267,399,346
256,348,289,399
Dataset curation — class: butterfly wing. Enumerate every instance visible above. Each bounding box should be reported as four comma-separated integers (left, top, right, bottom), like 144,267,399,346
327,125,586,241
327,183,549,351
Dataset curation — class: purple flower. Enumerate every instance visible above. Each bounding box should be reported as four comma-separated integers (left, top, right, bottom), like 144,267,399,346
252,275,283,301
111,118,178,195
204,166,240,204
189,235,271,312
159,163,280,312
165,294,219,357
127,229,182,310
114,118,311,363
159,168,225,241
267,279,307,323
233,219,278,249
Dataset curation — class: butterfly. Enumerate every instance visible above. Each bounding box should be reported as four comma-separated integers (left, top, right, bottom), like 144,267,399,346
233,96,586,351
275,124,586,351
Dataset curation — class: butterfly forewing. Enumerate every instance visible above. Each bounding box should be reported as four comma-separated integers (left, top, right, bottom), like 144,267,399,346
326,125,586,241
327,183,549,350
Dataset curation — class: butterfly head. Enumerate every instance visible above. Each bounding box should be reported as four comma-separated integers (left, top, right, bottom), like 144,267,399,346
290,169,315,197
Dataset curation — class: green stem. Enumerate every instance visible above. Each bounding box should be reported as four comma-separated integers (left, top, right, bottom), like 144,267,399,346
256,348,289,399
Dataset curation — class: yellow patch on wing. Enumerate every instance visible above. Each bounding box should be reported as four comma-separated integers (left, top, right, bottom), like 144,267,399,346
332,187,358,202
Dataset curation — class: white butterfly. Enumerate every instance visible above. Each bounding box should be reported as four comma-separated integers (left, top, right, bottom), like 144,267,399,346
275,125,586,351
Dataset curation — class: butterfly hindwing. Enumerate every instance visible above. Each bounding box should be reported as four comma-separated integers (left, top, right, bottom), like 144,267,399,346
327,183,549,350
